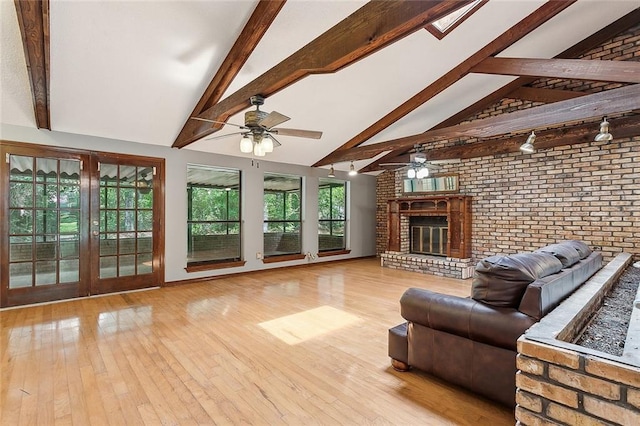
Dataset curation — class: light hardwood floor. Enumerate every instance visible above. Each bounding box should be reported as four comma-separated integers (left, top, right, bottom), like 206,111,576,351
1,258,514,425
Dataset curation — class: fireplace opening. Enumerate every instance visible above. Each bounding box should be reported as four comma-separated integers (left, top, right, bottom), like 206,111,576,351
410,216,448,256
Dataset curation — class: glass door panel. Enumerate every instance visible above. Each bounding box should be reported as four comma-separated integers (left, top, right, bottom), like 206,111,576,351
98,164,154,279
90,154,162,295
2,146,89,307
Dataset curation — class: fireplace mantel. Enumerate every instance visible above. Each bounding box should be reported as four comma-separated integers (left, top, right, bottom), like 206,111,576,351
387,195,472,259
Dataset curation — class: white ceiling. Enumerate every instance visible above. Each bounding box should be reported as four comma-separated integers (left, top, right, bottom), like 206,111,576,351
1,0,638,172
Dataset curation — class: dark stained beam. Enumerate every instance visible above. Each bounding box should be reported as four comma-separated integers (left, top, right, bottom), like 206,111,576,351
426,115,640,161
173,1,286,145
313,0,577,167
172,0,475,148
508,87,586,103
320,83,640,164
471,57,640,83
14,0,50,129
359,7,640,173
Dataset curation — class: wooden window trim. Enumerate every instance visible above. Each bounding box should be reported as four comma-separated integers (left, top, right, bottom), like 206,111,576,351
317,249,351,258
262,253,306,264
185,260,246,273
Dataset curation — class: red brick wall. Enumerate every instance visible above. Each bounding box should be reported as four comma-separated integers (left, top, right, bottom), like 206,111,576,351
376,24,640,262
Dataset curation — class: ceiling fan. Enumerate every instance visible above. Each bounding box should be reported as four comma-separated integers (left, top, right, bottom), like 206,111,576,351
379,146,445,179
191,95,322,156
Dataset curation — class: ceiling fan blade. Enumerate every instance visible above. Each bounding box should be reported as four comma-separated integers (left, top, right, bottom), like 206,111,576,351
191,116,247,129
271,128,322,139
202,131,246,141
267,134,282,148
379,163,408,167
258,111,290,129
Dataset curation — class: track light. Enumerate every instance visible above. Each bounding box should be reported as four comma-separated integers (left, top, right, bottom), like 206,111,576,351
348,162,357,176
595,117,613,141
328,165,335,178
519,131,536,154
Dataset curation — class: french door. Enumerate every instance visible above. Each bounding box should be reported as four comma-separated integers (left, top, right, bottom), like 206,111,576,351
0,142,164,308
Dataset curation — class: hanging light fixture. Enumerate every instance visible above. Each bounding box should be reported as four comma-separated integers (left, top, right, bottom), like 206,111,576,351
328,165,335,178
239,135,253,153
519,131,536,154
348,161,357,176
407,168,416,179
595,117,613,141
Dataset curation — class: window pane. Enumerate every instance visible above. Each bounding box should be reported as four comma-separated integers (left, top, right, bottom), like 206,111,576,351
10,209,32,234
318,179,346,251
318,187,331,220
186,164,241,264
264,192,284,220
331,186,345,220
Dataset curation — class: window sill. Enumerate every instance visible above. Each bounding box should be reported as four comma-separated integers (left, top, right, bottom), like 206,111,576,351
185,260,246,273
317,249,351,258
262,253,306,264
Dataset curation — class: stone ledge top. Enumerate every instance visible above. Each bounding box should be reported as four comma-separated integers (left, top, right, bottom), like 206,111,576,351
521,252,640,368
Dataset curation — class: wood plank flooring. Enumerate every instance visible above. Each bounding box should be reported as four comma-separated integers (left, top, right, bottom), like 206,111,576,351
0,258,514,425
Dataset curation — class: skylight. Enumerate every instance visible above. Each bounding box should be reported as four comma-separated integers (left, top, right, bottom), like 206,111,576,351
427,0,486,39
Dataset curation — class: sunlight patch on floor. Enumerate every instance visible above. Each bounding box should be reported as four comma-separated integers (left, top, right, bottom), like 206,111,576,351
258,305,362,345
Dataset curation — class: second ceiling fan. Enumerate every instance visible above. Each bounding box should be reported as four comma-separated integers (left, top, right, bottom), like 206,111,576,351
191,95,322,156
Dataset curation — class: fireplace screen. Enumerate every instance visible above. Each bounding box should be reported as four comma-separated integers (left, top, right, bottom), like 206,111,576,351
410,217,448,256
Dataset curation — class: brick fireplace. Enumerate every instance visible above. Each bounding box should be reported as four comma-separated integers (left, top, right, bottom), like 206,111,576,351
380,195,475,279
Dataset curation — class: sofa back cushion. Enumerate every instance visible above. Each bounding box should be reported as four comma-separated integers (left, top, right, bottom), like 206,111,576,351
519,251,602,319
472,252,563,308
535,243,581,268
560,240,592,259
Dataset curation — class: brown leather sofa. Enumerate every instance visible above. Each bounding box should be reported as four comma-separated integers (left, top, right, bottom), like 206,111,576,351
388,240,602,407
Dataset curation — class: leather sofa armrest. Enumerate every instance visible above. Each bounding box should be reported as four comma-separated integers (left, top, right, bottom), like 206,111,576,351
400,287,537,351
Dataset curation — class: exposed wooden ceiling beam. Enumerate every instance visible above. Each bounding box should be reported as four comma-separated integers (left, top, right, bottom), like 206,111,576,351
173,1,286,146
471,57,640,83
172,0,475,148
426,115,640,161
312,1,577,167
507,87,586,103
320,84,640,164
14,0,50,129
359,7,640,173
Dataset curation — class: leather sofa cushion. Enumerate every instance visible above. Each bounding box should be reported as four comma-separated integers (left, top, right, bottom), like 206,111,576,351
560,240,592,259
536,243,581,268
471,252,563,308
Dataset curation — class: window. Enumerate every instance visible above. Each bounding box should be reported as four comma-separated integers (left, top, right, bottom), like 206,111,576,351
263,173,302,257
187,165,241,266
318,178,346,252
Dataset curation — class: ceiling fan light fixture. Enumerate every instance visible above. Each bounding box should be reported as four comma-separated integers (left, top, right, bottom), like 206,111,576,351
240,135,253,153
253,141,265,157
348,161,357,176
416,167,429,179
595,117,613,141
520,131,536,154
328,165,335,178
262,135,274,153
407,168,416,179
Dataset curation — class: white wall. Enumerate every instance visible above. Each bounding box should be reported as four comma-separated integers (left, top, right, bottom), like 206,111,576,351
1,124,377,283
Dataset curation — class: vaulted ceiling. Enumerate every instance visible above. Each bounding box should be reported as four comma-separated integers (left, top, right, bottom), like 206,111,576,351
2,1,639,174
